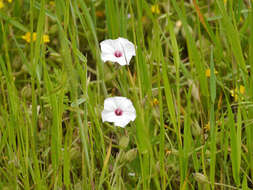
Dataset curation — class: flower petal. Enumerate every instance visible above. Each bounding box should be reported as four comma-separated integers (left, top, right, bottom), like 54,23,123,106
113,111,136,128
101,52,117,63
103,97,118,111
102,110,130,128
114,117,131,128
118,37,135,65
117,98,135,112
100,39,116,53
101,110,118,122
123,111,136,122
116,57,128,66
118,37,136,56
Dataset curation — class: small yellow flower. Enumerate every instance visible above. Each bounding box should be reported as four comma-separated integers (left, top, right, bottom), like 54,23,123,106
224,0,227,4
205,69,218,77
49,1,55,6
22,32,36,43
153,98,159,106
230,90,238,101
43,35,50,43
230,85,245,101
0,0,12,8
151,4,160,14
204,122,210,132
166,149,172,155
22,32,50,44
240,16,243,22
0,1,4,9
239,85,245,94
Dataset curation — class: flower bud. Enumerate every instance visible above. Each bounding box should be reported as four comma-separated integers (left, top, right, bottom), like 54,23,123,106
192,123,202,137
125,148,137,162
21,85,32,99
193,173,209,184
119,136,129,149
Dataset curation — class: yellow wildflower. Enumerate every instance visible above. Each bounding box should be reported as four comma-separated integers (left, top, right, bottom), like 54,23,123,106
204,122,210,132
224,0,227,4
205,69,218,77
151,4,160,14
239,85,245,94
240,16,243,22
49,1,55,6
0,1,4,9
230,85,245,101
165,149,172,155
0,0,12,8
153,98,159,106
230,90,237,101
43,35,50,43
22,32,36,43
22,32,50,44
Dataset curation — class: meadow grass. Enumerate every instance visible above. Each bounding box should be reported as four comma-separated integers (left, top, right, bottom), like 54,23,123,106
0,0,253,189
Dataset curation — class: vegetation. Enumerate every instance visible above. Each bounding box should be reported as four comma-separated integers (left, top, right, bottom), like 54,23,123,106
0,0,253,189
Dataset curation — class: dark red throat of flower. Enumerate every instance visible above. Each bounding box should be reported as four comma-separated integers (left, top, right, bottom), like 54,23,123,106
114,50,122,58
115,108,123,116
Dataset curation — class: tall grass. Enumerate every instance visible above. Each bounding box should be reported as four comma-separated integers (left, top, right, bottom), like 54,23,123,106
0,0,253,189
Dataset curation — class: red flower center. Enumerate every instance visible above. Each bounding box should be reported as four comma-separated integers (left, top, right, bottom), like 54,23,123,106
114,50,122,58
115,108,123,116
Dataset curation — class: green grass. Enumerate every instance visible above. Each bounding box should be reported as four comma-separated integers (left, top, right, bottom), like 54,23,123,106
0,0,253,189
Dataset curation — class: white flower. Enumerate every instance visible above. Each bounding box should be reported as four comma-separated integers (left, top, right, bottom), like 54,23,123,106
100,37,136,66
101,97,136,128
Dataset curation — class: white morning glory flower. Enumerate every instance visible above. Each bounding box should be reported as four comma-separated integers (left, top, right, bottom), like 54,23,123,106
101,97,136,128
100,37,136,66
